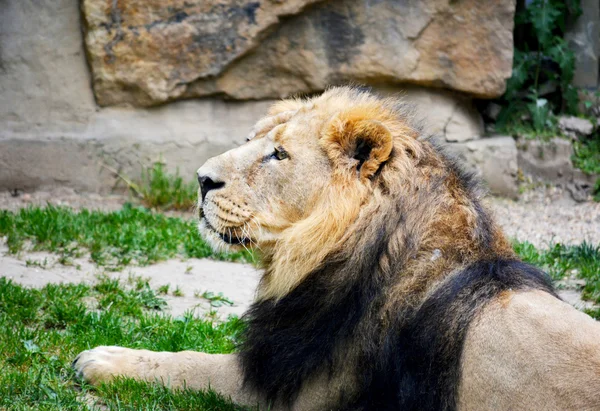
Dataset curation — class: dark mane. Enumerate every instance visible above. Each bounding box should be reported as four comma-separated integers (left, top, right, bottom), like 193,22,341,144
239,126,557,410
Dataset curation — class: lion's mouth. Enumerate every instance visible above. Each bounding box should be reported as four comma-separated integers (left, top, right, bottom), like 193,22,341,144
201,215,252,246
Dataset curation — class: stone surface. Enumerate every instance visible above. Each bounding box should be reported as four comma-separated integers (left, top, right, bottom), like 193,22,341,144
0,0,492,192
0,87,482,191
558,115,594,138
566,179,596,203
0,0,273,192
448,137,519,198
516,138,597,202
383,86,483,142
82,0,516,106
0,0,97,129
81,0,323,106
566,0,600,89
0,99,273,192
517,138,576,184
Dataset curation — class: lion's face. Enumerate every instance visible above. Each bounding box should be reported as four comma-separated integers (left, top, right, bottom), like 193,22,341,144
196,104,333,251
197,87,420,299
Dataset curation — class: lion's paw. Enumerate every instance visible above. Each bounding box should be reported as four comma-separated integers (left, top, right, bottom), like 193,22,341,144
73,346,137,385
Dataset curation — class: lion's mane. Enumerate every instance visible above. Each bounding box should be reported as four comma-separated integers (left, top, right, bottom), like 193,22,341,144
238,88,556,410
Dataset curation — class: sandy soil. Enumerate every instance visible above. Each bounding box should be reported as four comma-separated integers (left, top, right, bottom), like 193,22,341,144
0,243,260,319
489,189,600,248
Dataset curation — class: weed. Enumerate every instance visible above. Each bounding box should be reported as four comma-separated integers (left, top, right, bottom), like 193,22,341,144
94,275,167,316
199,291,234,308
158,284,170,295
124,161,199,211
173,286,185,297
26,258,48,269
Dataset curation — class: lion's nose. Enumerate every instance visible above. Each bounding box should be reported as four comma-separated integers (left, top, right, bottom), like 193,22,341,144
197,172,225,202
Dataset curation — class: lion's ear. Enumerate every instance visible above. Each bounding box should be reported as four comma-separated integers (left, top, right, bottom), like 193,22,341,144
322,115,393,180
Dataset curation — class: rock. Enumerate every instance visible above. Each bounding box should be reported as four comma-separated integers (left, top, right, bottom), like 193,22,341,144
0,0,497,192
82,0,516,106
444,103,484,143
517,138,575,184
566,181,593,203
447,136,519,198
0,98,273,193
565,0,600,89
81,0,323,106
1,81,482,191
1,0,97,127
558,116,594,138
517,138,598,202
399,87,483,142
0,1,484,191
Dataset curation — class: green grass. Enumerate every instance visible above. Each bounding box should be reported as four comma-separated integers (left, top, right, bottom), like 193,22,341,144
572,137,600,176
0,204,253,270
571,136,600,202
121,162,198,212
0,276,247,410
514,241,600,318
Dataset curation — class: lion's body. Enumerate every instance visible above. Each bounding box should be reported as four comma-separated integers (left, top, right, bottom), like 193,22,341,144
74,87,600,410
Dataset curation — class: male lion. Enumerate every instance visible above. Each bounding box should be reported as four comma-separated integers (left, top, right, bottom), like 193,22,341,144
74,87,600,410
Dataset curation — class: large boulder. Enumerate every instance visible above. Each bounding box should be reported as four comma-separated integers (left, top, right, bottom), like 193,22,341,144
82,0,516,106
81,0,323,106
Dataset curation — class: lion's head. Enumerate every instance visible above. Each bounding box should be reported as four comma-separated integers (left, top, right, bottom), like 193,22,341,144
197,86,511,300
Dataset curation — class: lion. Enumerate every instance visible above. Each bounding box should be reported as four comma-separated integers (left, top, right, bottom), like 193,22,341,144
74,86,600,410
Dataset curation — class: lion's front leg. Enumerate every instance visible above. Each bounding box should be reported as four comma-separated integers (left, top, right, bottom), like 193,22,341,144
73,346,263,406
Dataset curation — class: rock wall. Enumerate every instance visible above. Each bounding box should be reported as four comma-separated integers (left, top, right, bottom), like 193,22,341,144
82,0,515,107
566,0,599,89
0,0,272,192
0,0,518,196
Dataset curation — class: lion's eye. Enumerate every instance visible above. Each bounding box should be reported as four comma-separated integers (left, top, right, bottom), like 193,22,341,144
272,147,289,161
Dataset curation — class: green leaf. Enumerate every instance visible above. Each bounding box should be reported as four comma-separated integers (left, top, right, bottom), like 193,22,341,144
505,50,534,100
528,0,563,48
548,38,576,85
563,84,580,115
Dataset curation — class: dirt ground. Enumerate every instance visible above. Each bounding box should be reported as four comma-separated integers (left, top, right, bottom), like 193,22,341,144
0,243,260,319
1,187,599,317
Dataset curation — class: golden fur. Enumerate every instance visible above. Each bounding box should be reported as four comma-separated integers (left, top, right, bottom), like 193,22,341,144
74,87,600,410
198,87,512,302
